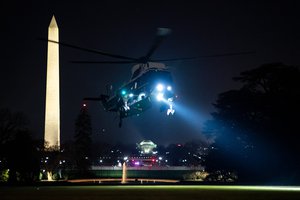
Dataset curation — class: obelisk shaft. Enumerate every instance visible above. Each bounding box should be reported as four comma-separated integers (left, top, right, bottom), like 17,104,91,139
44,15,60,149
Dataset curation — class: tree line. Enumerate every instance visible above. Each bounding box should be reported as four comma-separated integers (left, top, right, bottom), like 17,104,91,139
204,63,300,184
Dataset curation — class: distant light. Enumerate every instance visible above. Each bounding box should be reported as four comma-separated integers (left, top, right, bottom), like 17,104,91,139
158,157,162,160
85,157,88,160
152,159,155,162
121,90,126,95
118,162,122,167
156,93,164,101
83,103,87,107
167,86,172,91
165,160,168,162
156,84,164,91
124,156,128,160
134,161,140,166
177,144,182,147
129,93,134,98
99,160,103,163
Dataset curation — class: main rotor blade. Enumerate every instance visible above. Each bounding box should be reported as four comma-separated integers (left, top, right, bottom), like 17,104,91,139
150,57,198,62
39,38,138,61
83,97,102,101
70,60,137,64
150,51,256,62
144,28,172,61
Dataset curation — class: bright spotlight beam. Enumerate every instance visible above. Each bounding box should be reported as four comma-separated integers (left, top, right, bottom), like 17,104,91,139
172,101,207,132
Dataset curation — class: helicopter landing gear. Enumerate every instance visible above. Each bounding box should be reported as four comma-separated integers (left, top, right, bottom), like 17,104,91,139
167,104,175,115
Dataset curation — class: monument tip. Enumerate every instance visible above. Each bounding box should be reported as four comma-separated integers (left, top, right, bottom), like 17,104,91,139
49,15,58,28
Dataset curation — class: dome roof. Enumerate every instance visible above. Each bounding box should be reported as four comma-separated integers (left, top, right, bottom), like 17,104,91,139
140,140,156,146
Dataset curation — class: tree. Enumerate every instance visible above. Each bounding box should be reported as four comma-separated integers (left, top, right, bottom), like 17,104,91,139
5,131,41,183
204,63,300,183
0,109,40,183
0,108,29,146
74,106,92,174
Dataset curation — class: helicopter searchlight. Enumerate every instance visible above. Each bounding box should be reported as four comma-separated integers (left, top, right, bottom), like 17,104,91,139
152,82,176,115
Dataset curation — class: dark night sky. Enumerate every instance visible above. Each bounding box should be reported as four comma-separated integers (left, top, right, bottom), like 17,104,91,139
1,0,299,145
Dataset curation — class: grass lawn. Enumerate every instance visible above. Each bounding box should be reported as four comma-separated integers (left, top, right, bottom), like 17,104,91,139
1,185,300,200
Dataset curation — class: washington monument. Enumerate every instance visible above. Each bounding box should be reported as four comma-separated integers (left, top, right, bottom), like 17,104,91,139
44,15,60,149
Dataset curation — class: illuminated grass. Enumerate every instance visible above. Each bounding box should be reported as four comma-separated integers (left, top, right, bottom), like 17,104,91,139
72,185,300,191
1,185,300,200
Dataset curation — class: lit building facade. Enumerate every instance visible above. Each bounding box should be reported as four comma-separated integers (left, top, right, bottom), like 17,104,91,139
137,140,157,155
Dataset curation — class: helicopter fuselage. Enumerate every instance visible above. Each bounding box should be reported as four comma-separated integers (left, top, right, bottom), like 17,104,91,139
100,63,175,124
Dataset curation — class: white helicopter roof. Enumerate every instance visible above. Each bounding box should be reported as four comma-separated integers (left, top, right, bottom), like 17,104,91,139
131,62,167,80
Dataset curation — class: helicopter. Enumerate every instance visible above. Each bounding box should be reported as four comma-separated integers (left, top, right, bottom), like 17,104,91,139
45,28,254,127
80,28,176,127
45,28,176,127
84,61,176,127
